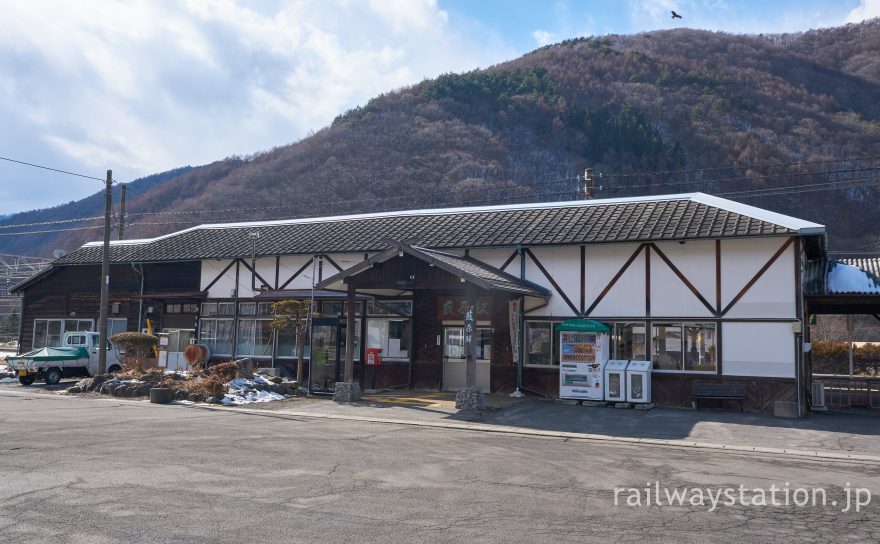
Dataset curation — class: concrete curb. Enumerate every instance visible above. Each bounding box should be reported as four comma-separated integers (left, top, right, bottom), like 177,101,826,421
191,403,880,465
4,388,879,465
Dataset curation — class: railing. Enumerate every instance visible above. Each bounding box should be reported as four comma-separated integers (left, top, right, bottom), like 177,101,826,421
814,375,880,409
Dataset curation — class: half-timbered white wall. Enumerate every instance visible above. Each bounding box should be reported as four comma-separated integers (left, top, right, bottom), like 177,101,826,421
200,254,369,299
475,236,799,378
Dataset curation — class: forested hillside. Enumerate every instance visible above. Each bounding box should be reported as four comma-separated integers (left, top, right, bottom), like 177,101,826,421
4,20,880,258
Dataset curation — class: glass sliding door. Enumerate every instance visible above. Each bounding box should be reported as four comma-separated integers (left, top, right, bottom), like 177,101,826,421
309,318,339,394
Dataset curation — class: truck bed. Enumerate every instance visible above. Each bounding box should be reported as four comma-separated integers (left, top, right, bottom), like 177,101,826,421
6,347,90,367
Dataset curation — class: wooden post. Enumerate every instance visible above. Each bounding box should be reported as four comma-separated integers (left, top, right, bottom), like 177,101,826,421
97,170,112,375
465,285,477,389
345,281,356,383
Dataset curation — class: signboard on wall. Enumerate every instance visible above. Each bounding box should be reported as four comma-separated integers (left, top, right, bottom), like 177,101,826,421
509,299,521,364
436,296,492,321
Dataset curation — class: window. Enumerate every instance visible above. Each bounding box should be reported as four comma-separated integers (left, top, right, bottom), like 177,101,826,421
614,322,647,360
443,327,492,360
652,322,716,373
217,302,235,316
366,318,409,359
239,302,257,316
199,318,234,356
257,302,272,316
108,318,127,338
236,319,273,358
277,323,311,360
525,322,554,366
367,300,412,317
165,304,182,314
32,319,93,348
321,301,343,316
201,303,217,317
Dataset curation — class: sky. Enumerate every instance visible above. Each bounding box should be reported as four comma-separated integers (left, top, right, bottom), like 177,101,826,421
0,0,878,215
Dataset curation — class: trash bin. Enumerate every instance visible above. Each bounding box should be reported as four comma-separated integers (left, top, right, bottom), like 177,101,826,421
604,360,630,402
626,360,652,403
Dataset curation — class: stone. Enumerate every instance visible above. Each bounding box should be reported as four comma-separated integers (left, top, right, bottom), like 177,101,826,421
634,402,655,410
174,390,189,401
150,388,172,404
66,386,82,394
333,381,362,403
774,400,799,419
455,387,486,410
580,400,606,407
112,385,127,397
232,358,254,379
135,383,153,397
614,402,632,409
555,399,581,406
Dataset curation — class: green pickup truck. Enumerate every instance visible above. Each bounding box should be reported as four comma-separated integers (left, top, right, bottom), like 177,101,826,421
5,332,122,385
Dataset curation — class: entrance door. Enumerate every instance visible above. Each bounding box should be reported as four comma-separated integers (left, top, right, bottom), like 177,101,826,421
310,318,340,394
441,326,491,391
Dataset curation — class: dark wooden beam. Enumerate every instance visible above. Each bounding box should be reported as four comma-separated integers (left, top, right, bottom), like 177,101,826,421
715,239,721,314
203,260,236,293
651,243,717,316
645,244,651,317
580,245,586,315
279,259,313,290
525,249,579,316
721,237,795,316
322,254,344,273
500,250,518,272
584,244,646,317
238,258,272,290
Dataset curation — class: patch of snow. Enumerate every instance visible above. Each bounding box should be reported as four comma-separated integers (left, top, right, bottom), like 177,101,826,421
220,387,284,405
0,377,16,383
828,262,880,293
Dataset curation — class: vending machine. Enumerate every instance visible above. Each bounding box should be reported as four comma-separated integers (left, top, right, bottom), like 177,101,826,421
557,320,610,400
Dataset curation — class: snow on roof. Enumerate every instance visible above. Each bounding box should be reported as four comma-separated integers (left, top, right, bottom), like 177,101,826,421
827,261,880,294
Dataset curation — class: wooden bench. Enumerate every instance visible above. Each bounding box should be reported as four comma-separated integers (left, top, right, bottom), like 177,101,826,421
692,382,747,412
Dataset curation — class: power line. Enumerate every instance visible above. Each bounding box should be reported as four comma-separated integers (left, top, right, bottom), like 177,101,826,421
0,155,105,182
0,216,104,229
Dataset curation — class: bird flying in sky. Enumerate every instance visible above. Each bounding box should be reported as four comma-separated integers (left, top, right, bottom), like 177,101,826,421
671,10,683,19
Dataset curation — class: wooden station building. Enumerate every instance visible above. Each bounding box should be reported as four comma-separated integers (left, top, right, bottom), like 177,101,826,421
14,192,862,414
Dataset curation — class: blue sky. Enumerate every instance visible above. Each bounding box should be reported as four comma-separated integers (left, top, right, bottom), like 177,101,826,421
0,0,876,216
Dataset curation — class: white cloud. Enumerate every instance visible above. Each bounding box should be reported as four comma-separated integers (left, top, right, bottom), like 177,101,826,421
0,0,512,214
845,0,880,22
532,29,559,46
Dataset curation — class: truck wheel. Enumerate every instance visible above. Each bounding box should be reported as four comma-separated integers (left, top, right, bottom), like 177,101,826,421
107,364,122,374
18,375,35,386
44,368,62,385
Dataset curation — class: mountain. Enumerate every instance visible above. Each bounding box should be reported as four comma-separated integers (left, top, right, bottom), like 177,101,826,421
4,20,880,258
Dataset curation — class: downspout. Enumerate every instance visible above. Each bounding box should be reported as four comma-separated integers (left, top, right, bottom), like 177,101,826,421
510,246,526,398
131,263,144,332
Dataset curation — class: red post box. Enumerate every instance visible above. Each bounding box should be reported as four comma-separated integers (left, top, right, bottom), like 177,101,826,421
366,348,383,366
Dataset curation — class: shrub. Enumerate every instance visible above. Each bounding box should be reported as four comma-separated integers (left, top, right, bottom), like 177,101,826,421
209,362,239,383
110,332,158,375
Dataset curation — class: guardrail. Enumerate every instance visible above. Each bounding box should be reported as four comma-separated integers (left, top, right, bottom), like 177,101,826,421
814,375,880,409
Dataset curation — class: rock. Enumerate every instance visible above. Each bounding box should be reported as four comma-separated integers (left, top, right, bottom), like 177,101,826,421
89,375,110,391
173,390,189,401
135,383,153,397
333,381,362,403
232,358,254,379
112,385,127,397
66,386,82,394
455,387,486,410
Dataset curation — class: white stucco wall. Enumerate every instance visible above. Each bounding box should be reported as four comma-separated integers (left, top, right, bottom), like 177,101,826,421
722,322,796,378
585,243,646,318
721,238,795,319
650,241,716,318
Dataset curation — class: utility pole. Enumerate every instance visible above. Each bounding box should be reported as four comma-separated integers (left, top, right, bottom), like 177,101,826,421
118,184,126,240
97,170,112,375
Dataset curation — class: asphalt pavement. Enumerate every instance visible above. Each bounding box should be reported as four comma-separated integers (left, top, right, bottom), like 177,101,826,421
1,389,879,543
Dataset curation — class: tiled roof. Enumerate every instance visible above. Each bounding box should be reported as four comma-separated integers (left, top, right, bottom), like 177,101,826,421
54,192,823,265
317,242,550,297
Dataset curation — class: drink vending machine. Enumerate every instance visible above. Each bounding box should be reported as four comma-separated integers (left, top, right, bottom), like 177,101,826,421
557,320,610,401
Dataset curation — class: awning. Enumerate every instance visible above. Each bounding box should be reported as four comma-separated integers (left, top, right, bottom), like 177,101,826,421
136,291,207,299
804,256,880,314
254,289,371,301
555,319,610,333
316,240,551,298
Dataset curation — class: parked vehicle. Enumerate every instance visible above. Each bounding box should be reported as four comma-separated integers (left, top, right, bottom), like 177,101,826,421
5,332,122,385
